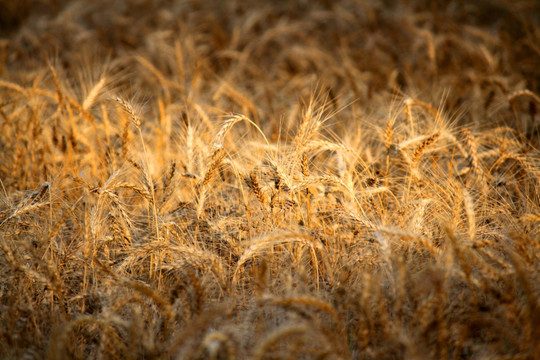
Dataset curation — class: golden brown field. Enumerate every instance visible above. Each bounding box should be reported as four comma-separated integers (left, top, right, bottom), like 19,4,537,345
1,0,539,358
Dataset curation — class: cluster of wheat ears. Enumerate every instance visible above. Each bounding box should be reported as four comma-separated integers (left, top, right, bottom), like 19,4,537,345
0,0,539,359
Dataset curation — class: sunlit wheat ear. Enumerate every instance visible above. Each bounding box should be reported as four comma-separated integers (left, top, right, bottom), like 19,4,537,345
266,159,295,197
113,96,141,129
384,117,395,153
212,114,245,149
459,128,480,177
82,76,106,111
159,160,176,209
48,61,64,108
0,182,50,226
294,104,322,152
462,189,476,242
197,146,226,192
113,96,162,241
196,114,245,189
412,131,441,165
245,170,267,205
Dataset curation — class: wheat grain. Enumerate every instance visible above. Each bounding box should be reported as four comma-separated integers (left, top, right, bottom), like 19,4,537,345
82,77,106,111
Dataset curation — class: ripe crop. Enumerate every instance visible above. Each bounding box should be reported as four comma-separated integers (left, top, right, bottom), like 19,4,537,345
1,1,539,358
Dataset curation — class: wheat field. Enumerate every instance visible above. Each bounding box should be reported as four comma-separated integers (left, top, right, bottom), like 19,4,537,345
0,0,539,359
